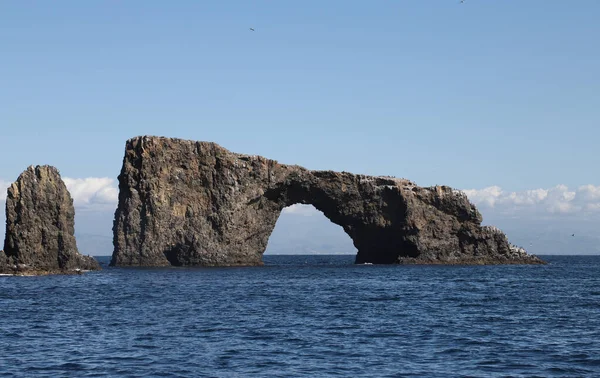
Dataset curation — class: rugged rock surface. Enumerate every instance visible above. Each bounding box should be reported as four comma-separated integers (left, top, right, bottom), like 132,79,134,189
111,136,544,267
0,165,100,275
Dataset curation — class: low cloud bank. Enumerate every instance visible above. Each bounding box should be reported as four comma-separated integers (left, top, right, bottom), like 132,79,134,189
462,185,600,217
3,178,599,219
1,178,599,255
62,177,118,211
281,204,322,216
0,177,118,211
0,180,9,201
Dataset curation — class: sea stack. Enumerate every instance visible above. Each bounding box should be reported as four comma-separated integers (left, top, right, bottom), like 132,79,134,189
0,165,100,275
111,136,544,267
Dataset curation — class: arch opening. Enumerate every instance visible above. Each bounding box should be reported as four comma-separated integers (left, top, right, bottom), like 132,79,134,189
264,204,357,257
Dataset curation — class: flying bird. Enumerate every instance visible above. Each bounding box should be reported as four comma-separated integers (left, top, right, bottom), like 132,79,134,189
572,234,575,237
249,28,255,31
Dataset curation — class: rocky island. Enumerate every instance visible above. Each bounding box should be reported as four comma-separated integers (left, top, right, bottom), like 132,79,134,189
111,136,544,267
0,165,100,275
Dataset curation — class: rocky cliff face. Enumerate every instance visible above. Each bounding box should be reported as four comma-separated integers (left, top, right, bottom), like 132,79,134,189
111,136,544,267
0,165,100,275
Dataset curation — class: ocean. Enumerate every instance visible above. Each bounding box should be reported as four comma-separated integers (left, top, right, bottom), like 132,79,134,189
1,255,599,377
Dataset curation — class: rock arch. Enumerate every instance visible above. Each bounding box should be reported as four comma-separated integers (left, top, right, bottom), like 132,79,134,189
110,136,544,267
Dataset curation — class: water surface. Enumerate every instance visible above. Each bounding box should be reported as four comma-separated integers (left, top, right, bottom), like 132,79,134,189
1,255,599,377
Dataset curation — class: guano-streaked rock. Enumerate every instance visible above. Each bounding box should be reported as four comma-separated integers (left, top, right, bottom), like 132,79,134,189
111,136,544,267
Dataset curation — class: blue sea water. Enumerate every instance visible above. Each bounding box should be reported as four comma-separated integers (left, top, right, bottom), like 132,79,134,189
1,255,600,377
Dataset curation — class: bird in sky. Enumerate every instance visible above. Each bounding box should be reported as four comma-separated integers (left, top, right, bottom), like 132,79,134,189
572,233,575,237
249,28,255,31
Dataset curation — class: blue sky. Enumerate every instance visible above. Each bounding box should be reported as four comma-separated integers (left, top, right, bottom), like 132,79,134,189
1,1,599,254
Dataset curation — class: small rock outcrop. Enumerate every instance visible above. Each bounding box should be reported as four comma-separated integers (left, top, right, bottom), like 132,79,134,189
111,136,544,267
0,165,100,275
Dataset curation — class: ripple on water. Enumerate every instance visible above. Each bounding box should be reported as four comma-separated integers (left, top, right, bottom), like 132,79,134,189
1,255,600,376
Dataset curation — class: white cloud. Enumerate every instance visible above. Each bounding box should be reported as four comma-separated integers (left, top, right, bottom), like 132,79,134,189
63,177,118,210
0,180,9,201
0,177,118,211
281,204,321,216
462,186,503,207
3,175,600,220
578,184,600,202
462,184,600,216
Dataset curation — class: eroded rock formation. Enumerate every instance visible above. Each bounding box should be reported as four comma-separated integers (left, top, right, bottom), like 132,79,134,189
0,165,100,275
111,136,544,267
